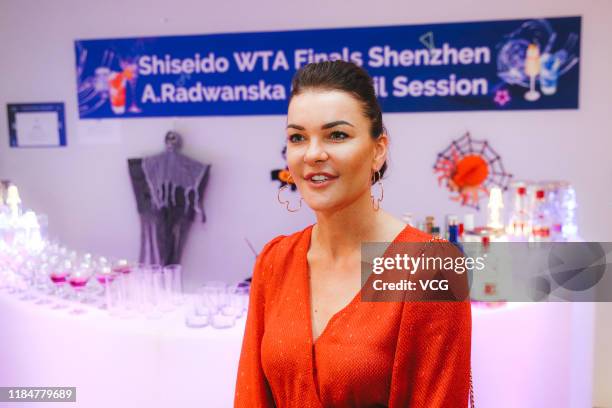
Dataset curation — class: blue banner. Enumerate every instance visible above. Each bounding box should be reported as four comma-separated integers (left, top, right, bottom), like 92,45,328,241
74,16,580,118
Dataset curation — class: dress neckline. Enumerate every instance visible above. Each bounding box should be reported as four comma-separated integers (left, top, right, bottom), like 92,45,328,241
303,223,412,347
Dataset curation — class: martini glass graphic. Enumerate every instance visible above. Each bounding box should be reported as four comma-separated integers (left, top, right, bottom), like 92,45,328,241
119,56,142,113
524,44,541,102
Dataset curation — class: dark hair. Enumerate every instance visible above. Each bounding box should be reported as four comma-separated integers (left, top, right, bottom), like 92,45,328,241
289,60,388,184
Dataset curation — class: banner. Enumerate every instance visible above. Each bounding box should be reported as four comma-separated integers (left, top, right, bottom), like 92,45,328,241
74,16,581,118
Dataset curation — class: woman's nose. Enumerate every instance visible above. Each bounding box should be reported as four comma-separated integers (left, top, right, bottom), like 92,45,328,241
304,138,328,163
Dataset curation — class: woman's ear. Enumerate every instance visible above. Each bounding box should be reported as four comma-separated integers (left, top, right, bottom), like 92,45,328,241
372,133,389,172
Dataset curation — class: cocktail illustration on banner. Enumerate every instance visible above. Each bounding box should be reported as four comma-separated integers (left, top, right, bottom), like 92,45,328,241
524,44,541,101
119,55,142,113
76,44,114,116
108,71,127,114
539,52,563,95
495,19,580,106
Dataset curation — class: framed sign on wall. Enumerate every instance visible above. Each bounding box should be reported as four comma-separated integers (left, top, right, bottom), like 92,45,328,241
7,102,67,148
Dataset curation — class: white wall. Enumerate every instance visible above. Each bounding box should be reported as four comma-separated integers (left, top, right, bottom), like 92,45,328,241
1,0,611,405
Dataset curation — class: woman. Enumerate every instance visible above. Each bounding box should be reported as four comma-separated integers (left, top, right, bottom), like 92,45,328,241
235,61,472,407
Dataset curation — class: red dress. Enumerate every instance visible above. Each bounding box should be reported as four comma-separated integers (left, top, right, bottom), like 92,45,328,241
235,224,472,407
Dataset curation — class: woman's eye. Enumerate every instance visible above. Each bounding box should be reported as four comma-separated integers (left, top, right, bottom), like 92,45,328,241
288,134,305,143
329,131,349,140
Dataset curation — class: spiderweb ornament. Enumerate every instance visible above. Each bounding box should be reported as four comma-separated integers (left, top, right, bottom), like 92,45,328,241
433,132,513,210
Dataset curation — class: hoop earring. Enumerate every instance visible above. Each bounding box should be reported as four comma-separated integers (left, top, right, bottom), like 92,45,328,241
277,184,303,212
371,170,384,211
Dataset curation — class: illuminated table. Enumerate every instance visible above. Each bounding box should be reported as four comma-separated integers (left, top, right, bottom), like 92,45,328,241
471,302,593,408
0,293,593,407
0,291,245,408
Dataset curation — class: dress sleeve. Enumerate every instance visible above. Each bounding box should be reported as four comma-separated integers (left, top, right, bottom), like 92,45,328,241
388,242,472,408
234,235,285,408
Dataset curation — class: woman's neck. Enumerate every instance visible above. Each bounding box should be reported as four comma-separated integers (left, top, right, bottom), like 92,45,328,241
311,191,398,260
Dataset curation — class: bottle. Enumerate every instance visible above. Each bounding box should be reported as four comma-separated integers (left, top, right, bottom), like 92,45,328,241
417,221,425,233
530,189,551,242
475,235,506,306
559,183,578,240
402,212,414,227
447,215,459,244
425,216,434,234
487,187,505,232
463,214,475,234
507,182,530,239
541,181,563,241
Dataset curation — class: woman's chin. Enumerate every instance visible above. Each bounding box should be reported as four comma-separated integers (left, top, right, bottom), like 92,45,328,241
302,198,339,213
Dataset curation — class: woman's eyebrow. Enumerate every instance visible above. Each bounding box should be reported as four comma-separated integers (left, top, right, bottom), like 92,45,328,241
286,124,305,130
322,120,354,129
286,120,354,130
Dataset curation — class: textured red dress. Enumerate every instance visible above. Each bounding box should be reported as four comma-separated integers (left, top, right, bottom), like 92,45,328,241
234,224,472,407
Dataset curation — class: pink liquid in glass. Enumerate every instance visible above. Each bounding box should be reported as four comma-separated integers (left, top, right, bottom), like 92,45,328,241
96,274,116,284
69,277,89,288
50,272,68,284
112,266,131,274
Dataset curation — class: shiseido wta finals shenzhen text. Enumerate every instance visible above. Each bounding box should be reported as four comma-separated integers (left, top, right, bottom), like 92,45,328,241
137,44,491,103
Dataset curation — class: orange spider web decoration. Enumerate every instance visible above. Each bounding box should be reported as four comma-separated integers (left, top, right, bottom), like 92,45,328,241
433,132,513,210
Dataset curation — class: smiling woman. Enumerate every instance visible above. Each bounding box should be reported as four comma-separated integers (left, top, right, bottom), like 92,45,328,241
234,61,472,408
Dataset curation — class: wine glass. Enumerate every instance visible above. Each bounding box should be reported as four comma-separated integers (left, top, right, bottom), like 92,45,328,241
112,259,136,318
524,43,542,102
96,265,116,311
17,259,38,301
34,262,54,305
68,262,92,314
50,259,72,309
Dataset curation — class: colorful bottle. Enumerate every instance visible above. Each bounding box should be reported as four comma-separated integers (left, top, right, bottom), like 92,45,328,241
507,182,530,238
530,189,551,241
447,215,459,244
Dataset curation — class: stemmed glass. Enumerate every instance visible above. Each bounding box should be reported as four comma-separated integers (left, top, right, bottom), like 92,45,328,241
1,247,24,295
6,252,25,296
50,259,72,309
18,259,38,301
34,262,54,305
68,262,92,314
112,259,135,317
524,43,542,102
96,263,116,311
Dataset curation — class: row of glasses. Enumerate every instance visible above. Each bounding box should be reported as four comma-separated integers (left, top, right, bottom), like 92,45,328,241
186,281,249,329
100,262,184,319
0,235,190,320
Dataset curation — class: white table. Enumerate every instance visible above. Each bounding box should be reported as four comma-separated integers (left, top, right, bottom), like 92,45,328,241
471,302,593,408
0,291,245,408
0,292,593,407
